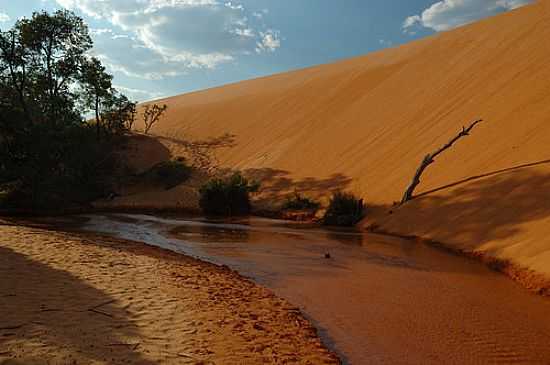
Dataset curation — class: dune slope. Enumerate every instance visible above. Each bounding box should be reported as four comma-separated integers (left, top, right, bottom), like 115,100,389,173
134,1,550,283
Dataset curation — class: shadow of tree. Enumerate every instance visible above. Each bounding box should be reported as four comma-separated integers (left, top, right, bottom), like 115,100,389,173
0,246,155,364
122,132,237,175
242,168,354,210
156,133,237,172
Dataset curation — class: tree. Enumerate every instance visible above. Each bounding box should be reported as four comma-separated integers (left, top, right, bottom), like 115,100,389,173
100,91,136,135
79,56,112,139
125,100,138,131
142,103,167,134
0,10,92,127
0,10,134,208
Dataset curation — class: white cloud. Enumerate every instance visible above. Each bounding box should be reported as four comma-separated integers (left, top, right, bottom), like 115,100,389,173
0,12,10,23
55,0,281,77
403,0,533,33
224,2,244,11
403,15,421,30
89,28,113,36
113,84,165,101
256,30,281,53
252,9,268,19
95,53,187,80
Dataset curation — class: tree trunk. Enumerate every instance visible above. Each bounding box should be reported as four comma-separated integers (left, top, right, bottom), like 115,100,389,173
400,119,483,204
95,94,101,141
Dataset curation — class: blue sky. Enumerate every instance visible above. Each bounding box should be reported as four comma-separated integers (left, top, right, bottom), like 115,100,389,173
0,0,532,101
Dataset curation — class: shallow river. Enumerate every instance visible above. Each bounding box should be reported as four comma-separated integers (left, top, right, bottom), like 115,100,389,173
77,213,550,364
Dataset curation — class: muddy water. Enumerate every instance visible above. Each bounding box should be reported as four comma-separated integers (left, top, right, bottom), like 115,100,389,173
79,214,550,364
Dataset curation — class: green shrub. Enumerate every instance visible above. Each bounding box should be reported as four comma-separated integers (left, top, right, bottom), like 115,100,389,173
322,192,365,227
199,173,259,216
144,158,192,189
282,191,320,211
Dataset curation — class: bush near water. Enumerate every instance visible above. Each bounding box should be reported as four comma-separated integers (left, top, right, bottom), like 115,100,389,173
322,192,365,227
199,173,259,216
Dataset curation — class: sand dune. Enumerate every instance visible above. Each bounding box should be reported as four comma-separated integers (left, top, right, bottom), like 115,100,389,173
128,1,550,285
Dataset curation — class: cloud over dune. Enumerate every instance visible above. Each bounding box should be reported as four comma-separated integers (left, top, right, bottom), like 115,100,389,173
403,0,532,33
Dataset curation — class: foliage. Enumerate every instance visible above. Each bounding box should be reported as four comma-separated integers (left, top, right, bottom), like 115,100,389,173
322,192,365,227
282,191,320,211
102,92,137,135
143,158,192,190
199,173,259,216
79,56,112,138
143,103,167,134
0,10,134,209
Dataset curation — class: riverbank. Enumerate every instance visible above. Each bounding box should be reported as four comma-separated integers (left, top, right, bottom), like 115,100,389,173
0,220,339,364
68,213,550,364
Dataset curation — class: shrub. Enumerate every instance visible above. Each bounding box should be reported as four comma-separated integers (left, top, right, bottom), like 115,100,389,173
199,172,259,216
144,158,192,190
282,191,320,211
322,192,365,227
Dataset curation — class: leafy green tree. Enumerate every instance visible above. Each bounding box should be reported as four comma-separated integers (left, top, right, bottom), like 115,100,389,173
0,10,92,127
0,10,135,208
79,56,113,139
102,92,137,135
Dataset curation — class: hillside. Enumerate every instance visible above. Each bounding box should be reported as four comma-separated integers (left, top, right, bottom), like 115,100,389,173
127,1,550,286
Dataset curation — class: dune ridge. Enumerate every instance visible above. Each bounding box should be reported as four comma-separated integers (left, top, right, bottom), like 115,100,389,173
129,1,550,283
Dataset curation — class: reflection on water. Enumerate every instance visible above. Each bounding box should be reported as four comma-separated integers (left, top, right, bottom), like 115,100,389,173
171,224,251,244
324,230,364,246
77,213,550,365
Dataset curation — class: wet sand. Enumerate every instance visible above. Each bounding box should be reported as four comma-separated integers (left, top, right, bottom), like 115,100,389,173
0,220,338,364
81,214,550,364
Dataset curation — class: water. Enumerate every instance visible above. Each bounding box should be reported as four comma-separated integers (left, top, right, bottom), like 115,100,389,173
77,213,550,364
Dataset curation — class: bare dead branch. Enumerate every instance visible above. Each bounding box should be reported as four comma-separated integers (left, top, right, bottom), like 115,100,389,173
401,119,483,204
143,103,168,134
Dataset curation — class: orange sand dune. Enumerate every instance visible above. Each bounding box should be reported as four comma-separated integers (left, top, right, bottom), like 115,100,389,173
131,1,550,283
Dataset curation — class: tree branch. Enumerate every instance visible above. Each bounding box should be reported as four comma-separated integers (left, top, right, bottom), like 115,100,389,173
401,119,483,204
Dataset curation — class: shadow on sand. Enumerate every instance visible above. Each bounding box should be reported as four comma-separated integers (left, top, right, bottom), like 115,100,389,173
243,167,354,210
156,133,237,171
385,161,550,256
0,245,155,364
123,132,237,174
